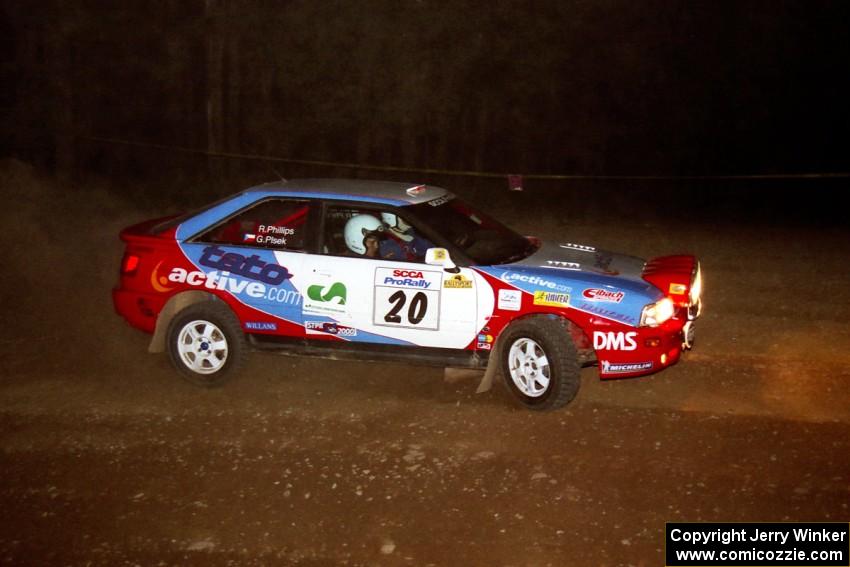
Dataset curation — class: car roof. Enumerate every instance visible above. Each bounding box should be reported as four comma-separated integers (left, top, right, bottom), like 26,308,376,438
245,178,452,206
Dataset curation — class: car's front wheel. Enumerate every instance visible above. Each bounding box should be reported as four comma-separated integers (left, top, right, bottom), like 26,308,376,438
167,301,246,387
500,316,580,410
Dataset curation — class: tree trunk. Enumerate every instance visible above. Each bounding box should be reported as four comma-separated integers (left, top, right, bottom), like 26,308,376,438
226,31,241,179
473,98,488,173
206,0,226,185
46,13,75,182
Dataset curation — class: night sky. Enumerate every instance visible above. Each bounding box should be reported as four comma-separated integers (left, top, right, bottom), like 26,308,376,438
3,1,849,190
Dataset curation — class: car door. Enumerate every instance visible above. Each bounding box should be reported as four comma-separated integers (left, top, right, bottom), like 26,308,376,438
297,204,485,349
299,255,486,348
181,198,314,334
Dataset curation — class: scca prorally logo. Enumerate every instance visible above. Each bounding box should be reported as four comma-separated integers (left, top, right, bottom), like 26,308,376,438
593,331,637,351
500,271,570,292
200,245,292,285
601,360,653,373
394,270,424,278
582,288,625,303
307,282,347,305
383,269,431,288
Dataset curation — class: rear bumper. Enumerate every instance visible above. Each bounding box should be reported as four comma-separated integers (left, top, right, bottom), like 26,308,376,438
112,288,160,333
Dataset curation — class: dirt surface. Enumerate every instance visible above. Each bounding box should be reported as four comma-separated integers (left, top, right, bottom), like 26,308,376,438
1,161,849,565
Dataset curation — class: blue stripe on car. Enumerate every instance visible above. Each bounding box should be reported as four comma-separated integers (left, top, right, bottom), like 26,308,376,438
176,191,408,241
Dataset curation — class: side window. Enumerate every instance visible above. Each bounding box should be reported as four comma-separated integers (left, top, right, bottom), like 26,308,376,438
322,206,433,262
198,199,311,251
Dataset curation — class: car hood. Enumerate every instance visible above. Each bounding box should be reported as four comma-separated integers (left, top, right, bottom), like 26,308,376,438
511,241,647,281
477,241,663,327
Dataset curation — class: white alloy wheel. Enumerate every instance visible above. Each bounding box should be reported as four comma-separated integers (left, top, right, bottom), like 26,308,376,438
176,319,229,375
507,338,551,398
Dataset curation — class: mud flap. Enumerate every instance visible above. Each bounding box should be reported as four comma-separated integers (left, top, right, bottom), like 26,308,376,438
475,339,500,394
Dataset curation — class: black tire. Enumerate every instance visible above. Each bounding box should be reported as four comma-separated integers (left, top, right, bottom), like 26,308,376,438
166,301,246,387
499,315,580,411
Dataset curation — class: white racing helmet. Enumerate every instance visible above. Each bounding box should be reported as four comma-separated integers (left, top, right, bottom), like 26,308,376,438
344,214,383,255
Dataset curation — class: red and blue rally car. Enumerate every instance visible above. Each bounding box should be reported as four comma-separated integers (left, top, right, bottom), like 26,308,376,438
113,179,702,410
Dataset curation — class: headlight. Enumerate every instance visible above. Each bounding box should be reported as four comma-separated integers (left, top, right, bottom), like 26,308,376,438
640,297,675,327
689,263,702,304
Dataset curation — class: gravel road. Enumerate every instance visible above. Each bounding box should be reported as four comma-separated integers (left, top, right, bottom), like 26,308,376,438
2,162,848,565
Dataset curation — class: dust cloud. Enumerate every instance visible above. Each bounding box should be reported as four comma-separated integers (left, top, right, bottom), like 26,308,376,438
1,160,156,375
1,162,849,565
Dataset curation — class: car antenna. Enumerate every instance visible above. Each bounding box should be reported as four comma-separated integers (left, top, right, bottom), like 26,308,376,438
272,166,287,183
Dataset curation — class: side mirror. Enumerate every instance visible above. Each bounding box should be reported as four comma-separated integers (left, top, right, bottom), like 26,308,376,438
425,247,460,273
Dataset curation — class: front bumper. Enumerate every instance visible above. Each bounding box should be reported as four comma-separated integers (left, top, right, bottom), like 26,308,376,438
597,304,700,379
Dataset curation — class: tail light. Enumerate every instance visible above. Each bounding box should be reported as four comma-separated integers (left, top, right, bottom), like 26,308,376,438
121,253,140,276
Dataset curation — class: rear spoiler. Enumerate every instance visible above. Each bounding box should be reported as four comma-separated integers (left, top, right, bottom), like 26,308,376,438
119,214,182,242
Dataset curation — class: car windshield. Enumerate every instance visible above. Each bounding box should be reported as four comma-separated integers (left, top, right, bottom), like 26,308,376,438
407,196,537,265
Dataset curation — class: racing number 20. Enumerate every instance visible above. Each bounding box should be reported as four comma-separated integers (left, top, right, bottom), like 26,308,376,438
384,290,428,325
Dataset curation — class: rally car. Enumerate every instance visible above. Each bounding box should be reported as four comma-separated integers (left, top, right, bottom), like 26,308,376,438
113,179,702,410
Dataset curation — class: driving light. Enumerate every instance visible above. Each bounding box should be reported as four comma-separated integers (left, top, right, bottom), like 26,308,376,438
640,297,675,327
689,263,702,304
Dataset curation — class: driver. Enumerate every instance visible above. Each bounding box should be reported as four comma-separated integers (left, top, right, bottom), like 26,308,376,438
343,214,384,257
379,212,431,261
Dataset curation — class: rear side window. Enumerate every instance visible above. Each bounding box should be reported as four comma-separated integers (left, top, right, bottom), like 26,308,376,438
196,199,311,251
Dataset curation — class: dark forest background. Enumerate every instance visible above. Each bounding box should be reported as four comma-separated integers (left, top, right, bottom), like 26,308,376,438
2,1,849,223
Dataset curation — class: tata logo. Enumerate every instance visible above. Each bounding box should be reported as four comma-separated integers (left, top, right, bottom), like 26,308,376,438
393,269,424,278
593,331,638,351
200,245,292,285
582,288,625,303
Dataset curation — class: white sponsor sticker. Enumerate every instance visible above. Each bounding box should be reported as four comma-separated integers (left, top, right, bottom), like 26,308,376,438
372,267,442,330
601,360,653,373
374,286,439,330
593,331,638,351
498,289,522,311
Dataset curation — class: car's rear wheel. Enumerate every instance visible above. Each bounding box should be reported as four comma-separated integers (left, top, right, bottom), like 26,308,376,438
167,302,245,387
500,316,580,410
